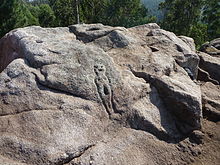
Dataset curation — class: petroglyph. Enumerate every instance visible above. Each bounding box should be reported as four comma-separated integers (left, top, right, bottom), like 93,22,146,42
94,63,114,116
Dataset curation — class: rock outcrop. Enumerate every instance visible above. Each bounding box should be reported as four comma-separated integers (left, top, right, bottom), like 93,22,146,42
198,38,220,123
198,51,220,84
0,23,208,165
199,38,220,55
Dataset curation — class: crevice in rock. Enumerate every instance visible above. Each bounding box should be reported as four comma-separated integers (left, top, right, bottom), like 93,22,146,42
69,26,114,43
197,67,219,85
174,53,199,80
54,144,95,165
47,49,62,55
198,55,220,84
202,99,220,122
183,67,194,80
86,27,101,31
149,46,159,52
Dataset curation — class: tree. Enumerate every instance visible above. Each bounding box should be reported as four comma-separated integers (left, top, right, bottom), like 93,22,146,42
188,23,208,48
0,0,156,38
0,0,39,37
38,4,56,27
27,1,56,27
49,0,76,26
49,0,155,27
80,0,108,23
103,0,155,27
159,0,207,47
160,0,204,34
49,0,107,25
203,0,220,40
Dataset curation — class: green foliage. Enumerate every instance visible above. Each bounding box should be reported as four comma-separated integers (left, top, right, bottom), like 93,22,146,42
28,4,40,18
0,0,39,37
49,0,76,26
203,0,220,40
159,0,208,47
160,0,204,35
103,0,155,27
13,3,39,28
7,0,218,48
80,0,108,23
48,0,155,27
188,23,208,48
27,2,55,27
38,4,56,27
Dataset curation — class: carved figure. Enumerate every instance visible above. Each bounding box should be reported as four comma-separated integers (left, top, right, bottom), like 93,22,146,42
94,63,114,116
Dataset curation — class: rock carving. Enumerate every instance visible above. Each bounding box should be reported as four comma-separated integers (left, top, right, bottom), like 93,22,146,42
94,63,114,116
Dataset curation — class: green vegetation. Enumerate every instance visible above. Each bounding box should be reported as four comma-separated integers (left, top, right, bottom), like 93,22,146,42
203,0,220,40
49,0,76,26
159,0,220,47
99,0,155,27
0,0,39,37
0,0,219,48
48,0,155,27
159,0,206,47
0,0,154,37
36,4,55,27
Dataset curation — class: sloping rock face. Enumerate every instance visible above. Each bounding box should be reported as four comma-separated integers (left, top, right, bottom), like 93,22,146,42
198,51,220,84
0,24,203,165
198,38,220,123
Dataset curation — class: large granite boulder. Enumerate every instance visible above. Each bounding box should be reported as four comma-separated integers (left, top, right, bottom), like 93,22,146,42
0,24,203,164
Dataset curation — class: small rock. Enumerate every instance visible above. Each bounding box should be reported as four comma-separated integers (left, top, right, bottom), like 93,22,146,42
190,130,205,144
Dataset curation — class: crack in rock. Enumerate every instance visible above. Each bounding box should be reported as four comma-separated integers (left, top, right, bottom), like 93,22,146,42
55,144,95,165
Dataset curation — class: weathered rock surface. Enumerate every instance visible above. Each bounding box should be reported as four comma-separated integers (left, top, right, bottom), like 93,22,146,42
200,82,220,122
198,38,220,123
199,38,220,55
198,51,220,84
0,24,205,164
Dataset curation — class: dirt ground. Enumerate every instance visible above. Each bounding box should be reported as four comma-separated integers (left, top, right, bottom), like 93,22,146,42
191,119,220,165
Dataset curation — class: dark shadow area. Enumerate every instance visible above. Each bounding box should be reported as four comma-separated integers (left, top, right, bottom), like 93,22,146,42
149,46,159,52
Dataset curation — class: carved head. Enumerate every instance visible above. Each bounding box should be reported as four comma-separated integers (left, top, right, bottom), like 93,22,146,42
94,63,106,75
